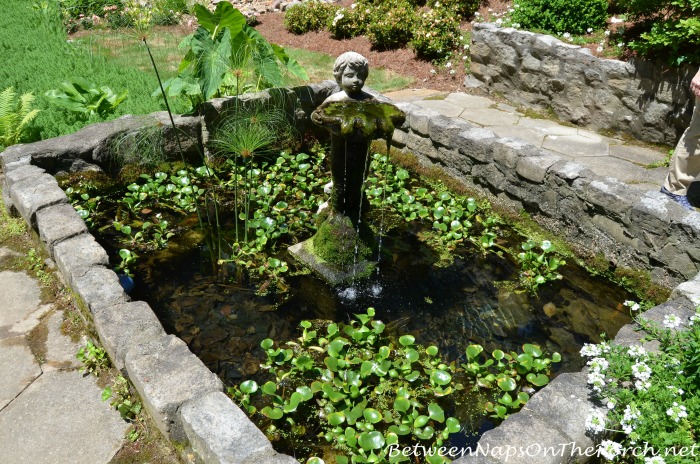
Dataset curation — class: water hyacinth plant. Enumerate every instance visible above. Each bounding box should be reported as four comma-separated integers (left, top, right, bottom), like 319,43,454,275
230,308,560,462
581,304,700,463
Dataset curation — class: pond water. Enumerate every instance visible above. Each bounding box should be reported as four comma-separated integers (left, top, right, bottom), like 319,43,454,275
65,151,633,454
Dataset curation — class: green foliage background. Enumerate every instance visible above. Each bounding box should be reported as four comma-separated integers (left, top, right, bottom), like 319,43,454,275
0,0,175,141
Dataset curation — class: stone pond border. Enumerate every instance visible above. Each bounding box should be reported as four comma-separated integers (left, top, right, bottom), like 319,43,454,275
469,23,698,146
2,79,700,463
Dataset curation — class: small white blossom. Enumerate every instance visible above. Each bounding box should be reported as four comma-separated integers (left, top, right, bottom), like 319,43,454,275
587,27,593,33
588,357,609,373
474,11,480,17
588,372,606,392
449,69,455,75
632,362,651,381
606,398,616,409
430,69,437,75
495,18,503,26
605,30,611,36
635,379,651,391
580,343,602,357
645,457,666,464
689,313,700,325
445,62,452,68
666,402,688,422
663,314,683,329
599,440,623,460
585,409,607,434
621,404,640,434
562,32,571,39
610,16,623,23
667,386,684,396
627,345,646,359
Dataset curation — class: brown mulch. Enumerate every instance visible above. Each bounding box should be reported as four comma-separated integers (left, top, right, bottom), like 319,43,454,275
253,8,470,93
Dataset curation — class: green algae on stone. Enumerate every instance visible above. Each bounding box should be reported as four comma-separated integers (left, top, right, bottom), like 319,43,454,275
312,100,405,139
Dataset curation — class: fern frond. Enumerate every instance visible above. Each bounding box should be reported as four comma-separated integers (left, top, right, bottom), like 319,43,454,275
0,86,39,148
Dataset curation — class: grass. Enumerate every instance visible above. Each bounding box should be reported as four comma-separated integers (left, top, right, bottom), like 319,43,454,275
0,0,173,140
75,27,415,96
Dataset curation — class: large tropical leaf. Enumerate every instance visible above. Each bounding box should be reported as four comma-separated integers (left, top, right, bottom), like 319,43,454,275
271,43,309,81
194,2,246,39
191,27,232,100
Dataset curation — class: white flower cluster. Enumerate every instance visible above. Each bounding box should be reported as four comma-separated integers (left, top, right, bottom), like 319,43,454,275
627,345,646,359
585,409,607,434
588,357,609,373
663,313,683,329
631,361,651,391
624,300,641,311
666,402,688,422
587,371,606,392
599,440,623,460
667,385,684,396
620,404,640,434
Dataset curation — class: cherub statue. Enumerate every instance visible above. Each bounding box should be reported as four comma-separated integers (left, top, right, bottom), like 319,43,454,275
324,51,374,103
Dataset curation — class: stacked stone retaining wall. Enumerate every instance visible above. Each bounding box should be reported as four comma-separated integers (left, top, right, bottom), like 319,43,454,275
469,23,698,146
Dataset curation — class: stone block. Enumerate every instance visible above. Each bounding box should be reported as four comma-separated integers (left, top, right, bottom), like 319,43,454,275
428,116,473,147
650,243,698,280
455,128,497,163
524,372,599,451
91,301,166,372
180,391,281,464
391,128,408,148
591,214,649,253
549,160,591,182
410,106,441,137
4,165,45,188
35,203,88,256
125,335,224,442
475,410,574,464
638,298,697,331
71,266,129,313
671,273,700,306
613,324,660,352
52,234,109,288
515,154,560,183
580,177,635,216
492,137,533,169
9,174,67,225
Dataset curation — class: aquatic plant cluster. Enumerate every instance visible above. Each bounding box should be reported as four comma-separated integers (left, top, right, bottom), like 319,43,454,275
229,308,560,462
62,148,566,296
581,303,700,463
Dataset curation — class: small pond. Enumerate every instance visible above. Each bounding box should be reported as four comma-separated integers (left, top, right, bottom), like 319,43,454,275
61,146,633,457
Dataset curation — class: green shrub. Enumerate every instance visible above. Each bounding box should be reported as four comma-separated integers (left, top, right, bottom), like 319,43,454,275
440,0,480,18
365,0,417,49
327,5,369,39
508,0,608,35
283,0,338,34
410,7,461,60
617,0,700,66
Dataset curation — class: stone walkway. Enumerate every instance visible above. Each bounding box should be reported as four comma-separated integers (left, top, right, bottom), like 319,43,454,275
0,246,128,462
385,89,669,193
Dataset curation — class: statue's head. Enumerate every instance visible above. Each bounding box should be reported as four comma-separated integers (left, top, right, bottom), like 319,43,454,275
333,52,369,99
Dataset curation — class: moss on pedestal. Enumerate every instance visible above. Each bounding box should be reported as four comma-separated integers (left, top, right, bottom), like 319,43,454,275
312,212,371,265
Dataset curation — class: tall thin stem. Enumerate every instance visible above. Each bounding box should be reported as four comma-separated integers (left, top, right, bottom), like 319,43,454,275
143,37,204,229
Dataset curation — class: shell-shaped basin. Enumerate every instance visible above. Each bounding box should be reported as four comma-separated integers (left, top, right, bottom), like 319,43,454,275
311,100,406,140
